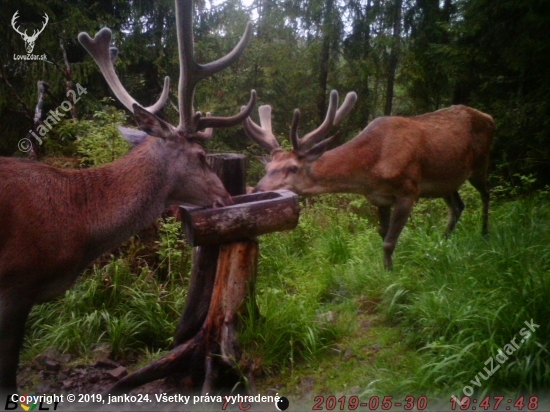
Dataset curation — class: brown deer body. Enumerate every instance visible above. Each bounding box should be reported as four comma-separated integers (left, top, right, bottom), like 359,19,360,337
0,0,256,393
245,92,494,269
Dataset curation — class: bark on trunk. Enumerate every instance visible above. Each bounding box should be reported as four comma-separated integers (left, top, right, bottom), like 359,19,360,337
28,81,49,160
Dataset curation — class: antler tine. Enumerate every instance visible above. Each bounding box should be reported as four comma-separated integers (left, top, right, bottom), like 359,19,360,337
298,90,339,150
78,28,170,114
197,90,257,130
11,11,24,36
32,13,49,39
195,113,214,141
201,22,254,78
175,0,254,133
334,92,357,126
243,105,281,153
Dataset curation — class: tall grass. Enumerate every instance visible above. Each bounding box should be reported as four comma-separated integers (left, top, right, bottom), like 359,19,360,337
240,187,550,396
384,195,550,396
24,218,189,362
22,188,550,397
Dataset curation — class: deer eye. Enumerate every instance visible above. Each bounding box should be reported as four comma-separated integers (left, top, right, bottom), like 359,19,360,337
288,165,299,174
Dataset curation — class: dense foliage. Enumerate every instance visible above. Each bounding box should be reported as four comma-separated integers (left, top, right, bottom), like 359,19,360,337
1,0,549,187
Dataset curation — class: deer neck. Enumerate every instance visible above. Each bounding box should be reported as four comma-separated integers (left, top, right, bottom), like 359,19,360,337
78,138,171,255
305,143,369,195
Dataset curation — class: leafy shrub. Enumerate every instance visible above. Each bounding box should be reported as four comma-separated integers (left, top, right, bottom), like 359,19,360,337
55,104,130,167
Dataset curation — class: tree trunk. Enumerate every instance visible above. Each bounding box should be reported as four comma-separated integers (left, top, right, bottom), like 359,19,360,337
28,81,49,160
107,153,256,395
317,0,335,121
174,154,247,346
60,40,78,120
384,0,402,116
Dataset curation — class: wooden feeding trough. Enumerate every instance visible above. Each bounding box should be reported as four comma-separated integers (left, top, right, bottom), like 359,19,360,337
105,155,301,395
180,190,300,246
175,189,300,391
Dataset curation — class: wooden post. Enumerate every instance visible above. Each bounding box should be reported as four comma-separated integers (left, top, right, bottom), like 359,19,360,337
207,153,247,197
174,154,247,346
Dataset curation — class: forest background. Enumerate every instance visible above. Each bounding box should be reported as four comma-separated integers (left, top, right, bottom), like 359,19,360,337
1,0,550,403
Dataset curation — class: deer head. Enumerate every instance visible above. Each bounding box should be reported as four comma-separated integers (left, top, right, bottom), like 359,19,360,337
11,11,49,54
244,90,357,194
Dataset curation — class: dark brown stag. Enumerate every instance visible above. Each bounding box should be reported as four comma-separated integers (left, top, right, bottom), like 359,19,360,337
0,0,256,393
245,91,494,269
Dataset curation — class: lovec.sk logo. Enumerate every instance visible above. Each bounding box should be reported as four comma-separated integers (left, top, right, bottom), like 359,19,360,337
11,11,48,61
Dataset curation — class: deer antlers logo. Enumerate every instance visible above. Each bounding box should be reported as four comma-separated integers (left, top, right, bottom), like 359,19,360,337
11,11,49,54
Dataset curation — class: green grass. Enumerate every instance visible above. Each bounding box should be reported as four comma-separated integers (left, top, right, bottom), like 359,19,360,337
21,187,550,400
23,218,190,363
240,187,550,398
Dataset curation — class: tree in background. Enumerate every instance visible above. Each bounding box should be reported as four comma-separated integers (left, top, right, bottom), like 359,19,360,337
401,0,457,113
453,0,550,186
1,0,549,188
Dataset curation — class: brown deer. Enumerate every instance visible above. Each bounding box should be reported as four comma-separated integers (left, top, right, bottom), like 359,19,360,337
244,90,494,270
0,0,256,393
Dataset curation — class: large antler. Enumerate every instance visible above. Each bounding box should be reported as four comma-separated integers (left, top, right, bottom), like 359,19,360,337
78,0,256,138
291,90,357,152
245,90,357,155
243,105,282,154
175,0,255,134
78,28,170,114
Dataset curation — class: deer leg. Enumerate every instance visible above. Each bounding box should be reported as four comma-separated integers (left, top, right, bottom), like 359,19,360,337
383,197,415,270
443,191,465,235
377,205,391,240
468,174,490,236
0,288,34,394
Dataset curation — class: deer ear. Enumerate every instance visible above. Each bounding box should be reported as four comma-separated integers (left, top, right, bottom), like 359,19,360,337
132,104,176,140
117,126,149,146
256,155,272,165
304,134,338,161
